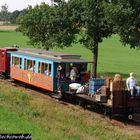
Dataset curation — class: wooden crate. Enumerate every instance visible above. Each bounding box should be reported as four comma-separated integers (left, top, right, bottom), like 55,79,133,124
110,80,126,91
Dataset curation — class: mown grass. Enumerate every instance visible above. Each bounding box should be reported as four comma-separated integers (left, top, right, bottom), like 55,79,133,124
0,30,31,48
0,81,140,140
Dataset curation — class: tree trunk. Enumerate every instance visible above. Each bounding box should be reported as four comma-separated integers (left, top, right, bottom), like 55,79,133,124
92,42,98,78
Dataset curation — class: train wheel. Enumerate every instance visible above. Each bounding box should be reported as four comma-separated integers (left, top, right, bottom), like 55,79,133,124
128,114,133,120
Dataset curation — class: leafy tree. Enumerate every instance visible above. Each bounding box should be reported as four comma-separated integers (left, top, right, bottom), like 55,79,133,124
0,4,9,23
9,10,20,24
18,0,113,77
52,0,113,77
17,3,55,49
17,2,76,50
105,0,140,48
18,8,28,17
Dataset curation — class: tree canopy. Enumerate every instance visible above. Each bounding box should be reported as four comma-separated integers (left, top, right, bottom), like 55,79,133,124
17,2,79,50
18,0,113,77
0,4,9,23
70,0,113,77
105,0,140,48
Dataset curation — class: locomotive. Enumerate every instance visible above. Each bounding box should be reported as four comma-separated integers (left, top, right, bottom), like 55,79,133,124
0,47,140,120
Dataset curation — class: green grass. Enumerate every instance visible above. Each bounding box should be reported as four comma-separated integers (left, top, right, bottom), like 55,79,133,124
98,35,140,79
0,30,31,48
0,81,140,140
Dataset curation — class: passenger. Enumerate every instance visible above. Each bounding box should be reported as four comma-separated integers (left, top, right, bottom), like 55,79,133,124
15,64,21,68
70,67,78,83
38,66,41,73
80,64,86,82
56,65,65,97
126,72,138,97
29,65,35,72
44,69,49,76
44,64,49,75
85,70,91,82
56,65,64,79
56,65,62,87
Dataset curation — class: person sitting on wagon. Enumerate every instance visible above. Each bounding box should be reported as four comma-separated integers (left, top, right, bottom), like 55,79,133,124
126,72,138,97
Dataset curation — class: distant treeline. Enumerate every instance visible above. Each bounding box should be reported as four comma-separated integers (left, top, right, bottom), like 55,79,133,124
0,8,28,24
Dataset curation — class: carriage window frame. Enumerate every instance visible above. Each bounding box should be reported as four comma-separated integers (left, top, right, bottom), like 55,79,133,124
12,56,22,68
24,58,36,72
38,62,51,76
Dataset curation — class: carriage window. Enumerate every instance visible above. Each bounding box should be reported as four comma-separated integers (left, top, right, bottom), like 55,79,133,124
38,62,51,76
24,59,35,72
12,56,22,68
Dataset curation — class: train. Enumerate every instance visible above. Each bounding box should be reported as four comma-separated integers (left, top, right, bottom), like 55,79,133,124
0,47,140,120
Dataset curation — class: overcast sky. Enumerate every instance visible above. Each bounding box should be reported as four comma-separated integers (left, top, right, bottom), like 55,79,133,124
0,0,52,12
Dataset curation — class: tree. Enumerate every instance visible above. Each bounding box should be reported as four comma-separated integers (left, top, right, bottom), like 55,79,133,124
18,8,28,17
17,0,113,77
17,3,54,49
51,0,113,77
17,2,77,50
9,10,20,24
105,0,140,48
0,4,9,23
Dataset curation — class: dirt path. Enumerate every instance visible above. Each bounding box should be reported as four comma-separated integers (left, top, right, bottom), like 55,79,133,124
0,25,17,30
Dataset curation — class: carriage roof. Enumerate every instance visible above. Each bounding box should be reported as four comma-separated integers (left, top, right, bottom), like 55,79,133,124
8,48,93,63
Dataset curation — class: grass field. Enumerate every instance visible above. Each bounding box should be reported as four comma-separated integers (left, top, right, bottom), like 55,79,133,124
0,29,140,80
0,80,140,140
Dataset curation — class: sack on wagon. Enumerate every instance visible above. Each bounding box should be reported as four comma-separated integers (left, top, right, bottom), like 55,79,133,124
76,84,89,94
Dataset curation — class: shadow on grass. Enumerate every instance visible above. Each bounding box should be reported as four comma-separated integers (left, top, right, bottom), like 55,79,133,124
0,30,13,33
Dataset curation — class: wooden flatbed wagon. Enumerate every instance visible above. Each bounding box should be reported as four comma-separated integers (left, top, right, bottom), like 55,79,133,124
63,88,140,120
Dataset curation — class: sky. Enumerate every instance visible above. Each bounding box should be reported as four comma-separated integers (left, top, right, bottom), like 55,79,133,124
0,0,52,12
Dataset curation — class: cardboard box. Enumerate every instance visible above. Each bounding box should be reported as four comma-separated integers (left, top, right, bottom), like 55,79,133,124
95,94,107,102
107,99,112,106
101,86,110,95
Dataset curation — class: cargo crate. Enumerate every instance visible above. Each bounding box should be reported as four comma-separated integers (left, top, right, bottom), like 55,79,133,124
95,94,107,102
89,79,105,95
110,80,126,92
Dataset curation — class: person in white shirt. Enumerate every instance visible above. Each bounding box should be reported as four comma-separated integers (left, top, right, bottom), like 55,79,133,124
126,72,138,97
70,67,78,83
